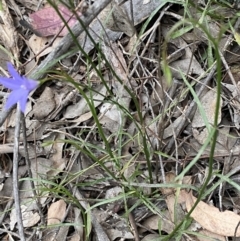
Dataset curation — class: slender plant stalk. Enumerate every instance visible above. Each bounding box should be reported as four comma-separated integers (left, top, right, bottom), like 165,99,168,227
13,105,25,241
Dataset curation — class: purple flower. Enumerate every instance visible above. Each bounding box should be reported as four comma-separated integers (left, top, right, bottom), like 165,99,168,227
0,63,38,112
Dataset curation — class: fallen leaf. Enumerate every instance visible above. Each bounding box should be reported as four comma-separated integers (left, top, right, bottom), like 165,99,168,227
105,186,122,199
10,205,40,229
197,229,225,241
169,58,205,78
64,84,107,119
27,5,82,37
106,220,134,240
141,212,174,234
99,103,121,132
47,133,66,177
69,233,81,241
47,200,66,225
192,88,222,128
100,103,121,123
99,2,135,37
160,172,176,220
184,191,240,237
141,234,160,241
163,115,185,139
32,87,56,120
28,34,62,59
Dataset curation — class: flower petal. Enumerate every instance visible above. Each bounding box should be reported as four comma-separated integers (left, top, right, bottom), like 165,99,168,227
5,89,28,111
23,77,38,91
18,92,29,113
7,63,23,84
0,77,22,90
0,63,39,113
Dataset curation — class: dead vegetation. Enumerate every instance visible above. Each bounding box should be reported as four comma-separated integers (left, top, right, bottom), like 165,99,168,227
0,0,240,240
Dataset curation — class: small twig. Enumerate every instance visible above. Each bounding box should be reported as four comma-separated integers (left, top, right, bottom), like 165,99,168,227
234,221,240,241
0,227,20,239
13,104,25,241
26,229,37,241
129,212,140,241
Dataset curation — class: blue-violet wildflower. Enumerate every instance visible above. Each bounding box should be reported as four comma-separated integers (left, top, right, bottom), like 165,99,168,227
0,63,38,112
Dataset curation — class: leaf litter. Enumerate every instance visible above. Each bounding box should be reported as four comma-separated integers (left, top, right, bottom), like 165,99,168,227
1,0,240,240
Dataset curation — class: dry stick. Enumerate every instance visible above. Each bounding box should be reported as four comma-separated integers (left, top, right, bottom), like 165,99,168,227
13,105,25,241
0,227,20,239
128,212,140,241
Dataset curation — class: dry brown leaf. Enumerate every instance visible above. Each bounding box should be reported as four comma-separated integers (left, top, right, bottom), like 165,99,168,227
141,212,174,234
163,116,185,139
197,229,225,241
28,34,62,59
26,5,83,37
0,48,10,71
69,112,93,123
76,0,163,56
64,85,107,119
47,200,66,225
161,26,204,79
48,133,66,177
143,0,151,4
169,58,205,78
192,88,222,128
69,233,81,241
192,127,209,145
10,205,40,230
161,173,191,223
19,158,53,211
106,220,134,240
141,234,160,241
32,87,56,120
160,172,177,221
99,2,135,37
184,191,240,237
99,103,121,132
